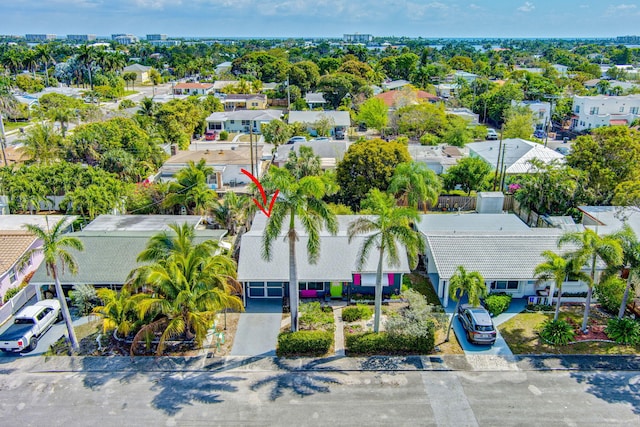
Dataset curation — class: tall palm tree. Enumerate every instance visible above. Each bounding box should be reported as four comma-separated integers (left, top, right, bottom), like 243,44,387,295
21,217,83,351
348,189,424,333
534,250,588,321
284,145,322,179
19,122,62,165
35,44,55,87
607,224,640,319
210,191,252,236
445,266,486,342
164,159,217,215
559,229,623,332
262,166,338,332
77,45,97,90
388,161,441,211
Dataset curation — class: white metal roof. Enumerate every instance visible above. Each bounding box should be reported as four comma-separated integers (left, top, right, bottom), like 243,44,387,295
288,111,351,127
467,139,564,174
416,213,530,234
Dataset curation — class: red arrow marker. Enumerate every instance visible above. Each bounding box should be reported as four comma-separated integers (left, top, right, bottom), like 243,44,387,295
241,169,279,218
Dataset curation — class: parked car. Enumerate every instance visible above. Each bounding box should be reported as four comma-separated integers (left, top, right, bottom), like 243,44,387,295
533,129,547,139
311,137,331,142
205,130,218,141
0,300,61,353
486,129,498,140
556,146,570,155
335,130,345,140
457,304,497,345
286,136,307,144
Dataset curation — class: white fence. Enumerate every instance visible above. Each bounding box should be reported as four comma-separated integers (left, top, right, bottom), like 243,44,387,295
0,285,36,326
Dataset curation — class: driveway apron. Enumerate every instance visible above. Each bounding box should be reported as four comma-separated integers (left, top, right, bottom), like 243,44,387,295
230,299,283,356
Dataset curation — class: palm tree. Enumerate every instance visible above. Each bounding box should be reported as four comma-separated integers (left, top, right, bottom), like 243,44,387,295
388,161,441,211
164,159,217,215
607,224,640,319
210,191,252,236
348,189,424,333
77,45,97,90
559,229,623,332
534,250,588,321
93,288,137,337
262,166,338,332
20,217,83,351
35,44,55,87
445,266,486,342
284,145,322,179
19,122,62,164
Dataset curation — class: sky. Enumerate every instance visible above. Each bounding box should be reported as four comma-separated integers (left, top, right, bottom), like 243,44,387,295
3,0,640,39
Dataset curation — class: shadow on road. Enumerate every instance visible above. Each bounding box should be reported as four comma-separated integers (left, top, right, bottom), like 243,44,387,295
571,370,640,415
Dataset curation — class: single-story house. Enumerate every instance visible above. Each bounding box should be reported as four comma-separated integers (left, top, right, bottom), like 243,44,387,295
407,144,463,175
273,141,349,170
205,109,282,134
222,94,268,110
446,108,480,125
304,92,328,109
382,80,411,91
122,64,151,83
375,89,438,109
416,213,590,307
0,215,76,302
172,82,214,96
578,206,640,237
467,139,565,174
215,62,232,75
212,80,239,93
287,111,350,137
237,215,410,302
159,145,263,191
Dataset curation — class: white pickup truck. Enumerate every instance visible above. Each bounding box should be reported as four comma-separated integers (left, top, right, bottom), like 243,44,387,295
0,300,62,353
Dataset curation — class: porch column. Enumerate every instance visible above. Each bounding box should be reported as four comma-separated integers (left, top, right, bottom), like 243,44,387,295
443,280,450,307
438,279,444,298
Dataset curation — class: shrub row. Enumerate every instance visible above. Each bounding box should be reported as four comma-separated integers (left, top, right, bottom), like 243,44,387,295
342,305,373,322
605,317,640,345
277,330,333,357
299,302,334,331
484,293,512,316
345,330,435,356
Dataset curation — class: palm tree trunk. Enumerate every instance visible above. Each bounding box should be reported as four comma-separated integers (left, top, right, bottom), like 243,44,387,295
445,299,461,342
554,286,563,321
618,275,632,319
289,227,299,332
581,286,593,332
52,265,80,351
373,246,385,333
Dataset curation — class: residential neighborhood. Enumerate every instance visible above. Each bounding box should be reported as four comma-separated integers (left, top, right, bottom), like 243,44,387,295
1,20,640,425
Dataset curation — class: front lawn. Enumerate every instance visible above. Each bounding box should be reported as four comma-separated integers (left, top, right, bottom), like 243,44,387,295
498,307,640,355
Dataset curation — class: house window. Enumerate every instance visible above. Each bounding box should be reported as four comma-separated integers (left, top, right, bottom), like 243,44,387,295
251,102,258,107
9,268,17,283
494,280,519,290
241,120,250,126
631,107,639,114
589,107,599,115
230,120,235,124
575,105,580,113
620,106,625,112
299,282,324,291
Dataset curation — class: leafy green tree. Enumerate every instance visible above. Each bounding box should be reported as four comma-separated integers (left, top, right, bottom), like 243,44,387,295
388,161,441,210
559,229,623,332
445,266,486,342
348,189,424,332
607,225,640,319
441,114,473,147
93,288,137,337
19,122,63,165
502,105,535,139
356,97,388,133
21,217,83,351
394,102,446,140
442,157,492,196
156,99,206,149
261,166,338,332
210,191,252,236
335,138,411,210
261,119,292,150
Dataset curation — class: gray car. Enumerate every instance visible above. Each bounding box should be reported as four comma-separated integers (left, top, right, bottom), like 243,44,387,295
457,304,497,345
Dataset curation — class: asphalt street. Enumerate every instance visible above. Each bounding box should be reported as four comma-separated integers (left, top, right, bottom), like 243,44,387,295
0,356,638,426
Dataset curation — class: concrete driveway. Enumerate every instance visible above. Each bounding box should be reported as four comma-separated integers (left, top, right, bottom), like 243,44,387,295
230,299,283,357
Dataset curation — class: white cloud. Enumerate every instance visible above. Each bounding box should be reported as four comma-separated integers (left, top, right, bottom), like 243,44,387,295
469,3,481,10
517,2,535,12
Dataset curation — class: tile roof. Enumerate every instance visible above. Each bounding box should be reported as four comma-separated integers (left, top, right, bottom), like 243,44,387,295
375,90,438,107
174,83,214,90
0,231,37,273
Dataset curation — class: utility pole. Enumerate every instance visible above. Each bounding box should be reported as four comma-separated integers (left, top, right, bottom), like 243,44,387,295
286,76,291,112
492,126,504,191
0,114,7,167
249,127,254,176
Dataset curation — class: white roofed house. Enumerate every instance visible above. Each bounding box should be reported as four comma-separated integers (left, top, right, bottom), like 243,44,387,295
288,111,351,138
416,213,591,307
273,141,349,170
237,215,410,303
570,94,640,132
466,139,565,175
205,109,282,134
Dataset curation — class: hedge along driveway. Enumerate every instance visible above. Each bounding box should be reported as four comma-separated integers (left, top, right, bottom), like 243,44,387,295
231,299,283,357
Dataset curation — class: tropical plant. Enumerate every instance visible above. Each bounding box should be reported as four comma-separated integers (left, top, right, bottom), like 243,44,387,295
284,145,322,179
540,319,575,345
20,216,83,351
445,266,486,342
69,284,99,316
18,122,63,164
388,161,441,211
348,189,424,333
607,224,640,319
93,288,137,337
595,276,626,315
164,159,217,215
261,166,338,332
559,229,623,332
605,317,640,345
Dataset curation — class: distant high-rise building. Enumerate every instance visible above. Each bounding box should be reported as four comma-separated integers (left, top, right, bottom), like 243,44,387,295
25,34,56,42
616,35,640,44
112,34,139,45
343,33,373,44
67,34,97,42
146,34,167,41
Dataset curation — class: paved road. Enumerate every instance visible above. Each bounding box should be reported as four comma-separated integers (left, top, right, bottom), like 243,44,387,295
0,356,637,426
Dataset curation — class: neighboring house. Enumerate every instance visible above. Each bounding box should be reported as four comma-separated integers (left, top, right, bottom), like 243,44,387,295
172,82,214,96
215,61,232,75
553,64,569,76
288,111,351,137
0,215,76,301
407,144,463,175
222,94,268,110
273,141,349,170
417,213,589,307
237,215,410,302
159,145,262,190
205,109,283,134
467,139,565,174
14,94,39,110
375,89,438,109
381,80,411,91
512,100,551,132
571,95,640,131
212,80,239,93
82,214,203,232
584,79,640,94
122,64,151,83
435,83,459,99
578,205,640,237
30,223,225,297
450,70,478,83
304,92,328,109
446,108,480,125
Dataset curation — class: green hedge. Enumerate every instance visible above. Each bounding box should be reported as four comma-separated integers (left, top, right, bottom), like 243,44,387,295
345,330,434,356
342,305,373,322
484,293,512,316
277,330,333,357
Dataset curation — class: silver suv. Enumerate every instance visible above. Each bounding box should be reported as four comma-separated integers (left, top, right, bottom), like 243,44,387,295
486,129,498,140
457,304,497,345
